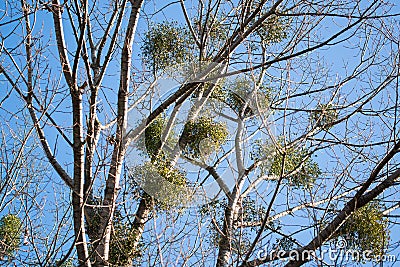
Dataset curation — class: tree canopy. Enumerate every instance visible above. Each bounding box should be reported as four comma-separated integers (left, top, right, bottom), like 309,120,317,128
0,0,400,266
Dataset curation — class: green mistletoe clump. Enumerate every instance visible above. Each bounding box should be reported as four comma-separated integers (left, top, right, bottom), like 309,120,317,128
142,21,193,72
180,117,228,158
251,139,320,188
333,203,389,257
0,214,22,260
310,103,338,130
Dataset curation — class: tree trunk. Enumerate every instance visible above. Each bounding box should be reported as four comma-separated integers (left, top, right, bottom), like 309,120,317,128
93,1,144,265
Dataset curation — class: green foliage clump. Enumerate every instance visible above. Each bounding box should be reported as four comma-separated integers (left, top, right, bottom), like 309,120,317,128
142,21,193,72
109,210,141,267
0,214,22,260
131,159,188,209
249,2,289,45
181,117,228,158
310,103,338,130
257,15,288,44
334,203,389,257
224,91,254,118
212,77,253,115
251,139,320,188
151,159,187,187
194,14,229,49
211,77,271,118
250,139,276,173
86,203,142,266
269,144,320,188
237,197,266,229
144,116,165,158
